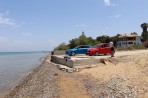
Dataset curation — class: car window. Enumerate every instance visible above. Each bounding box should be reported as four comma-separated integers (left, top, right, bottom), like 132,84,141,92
83,46,90,48
75,46,82,49
75,45,91,49
80,46,85,48
104,44,110,47
101,45,104,48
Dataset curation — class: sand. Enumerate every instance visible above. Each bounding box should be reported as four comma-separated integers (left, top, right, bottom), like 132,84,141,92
79,50,148,98
4,49,148,98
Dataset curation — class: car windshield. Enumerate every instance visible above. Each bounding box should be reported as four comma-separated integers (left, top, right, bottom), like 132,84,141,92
93,44,101,48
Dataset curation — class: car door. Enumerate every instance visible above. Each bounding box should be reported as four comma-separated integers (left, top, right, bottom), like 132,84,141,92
76,46,88,54
76,46,83,54
99,44,105,54
83,46,90,54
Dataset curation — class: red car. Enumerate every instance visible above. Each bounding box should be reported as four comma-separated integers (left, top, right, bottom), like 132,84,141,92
87,43,111,56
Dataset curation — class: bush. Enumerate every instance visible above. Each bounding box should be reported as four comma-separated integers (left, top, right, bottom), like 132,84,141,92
117,43,146,51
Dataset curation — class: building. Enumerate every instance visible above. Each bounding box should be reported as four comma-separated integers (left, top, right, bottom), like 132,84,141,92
117,34,142,48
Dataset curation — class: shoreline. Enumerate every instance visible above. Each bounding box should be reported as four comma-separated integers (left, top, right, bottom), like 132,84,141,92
3,50,148,98
0,53,50,98
5,53,58,98
4,52,93,98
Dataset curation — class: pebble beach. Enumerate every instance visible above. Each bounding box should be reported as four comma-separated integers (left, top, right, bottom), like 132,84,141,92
4,50,148,98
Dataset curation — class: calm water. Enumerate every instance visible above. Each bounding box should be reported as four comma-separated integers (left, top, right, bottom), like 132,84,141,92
0,52,49,92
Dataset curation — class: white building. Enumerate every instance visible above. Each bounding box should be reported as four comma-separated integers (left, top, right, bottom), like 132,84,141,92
117,34,142,48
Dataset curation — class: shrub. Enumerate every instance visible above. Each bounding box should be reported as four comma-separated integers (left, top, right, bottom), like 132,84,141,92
117,43,146,51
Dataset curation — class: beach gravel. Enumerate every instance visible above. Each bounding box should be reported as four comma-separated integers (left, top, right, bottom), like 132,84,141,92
5,55,60,98
5,55,91,98
4,50,148,98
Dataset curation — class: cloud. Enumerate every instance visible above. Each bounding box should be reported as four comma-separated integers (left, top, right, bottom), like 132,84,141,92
76,24,87,28
104,0,118,7
11,22,26,29
112,3,118,7
0,11,16,26
104,0,110,6
115,14,121,18
0,36,8,44
22,32,32,36
108,14,121,19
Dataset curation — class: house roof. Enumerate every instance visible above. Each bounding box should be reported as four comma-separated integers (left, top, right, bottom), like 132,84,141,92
119,34,140,38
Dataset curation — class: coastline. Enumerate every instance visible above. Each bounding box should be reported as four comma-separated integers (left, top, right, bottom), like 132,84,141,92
0,53,50,98
4,53,60,98
3,50,148,98
4,53,92,98
0,63,99,98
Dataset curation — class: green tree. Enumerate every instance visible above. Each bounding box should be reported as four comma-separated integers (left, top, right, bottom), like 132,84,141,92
68,32,96,48
87,37,98,46
96,35,111,43
131,32,138,35
79,34,87,45
141,23,148,41
54,32,100,50
110,34,120,47
69,39,76,49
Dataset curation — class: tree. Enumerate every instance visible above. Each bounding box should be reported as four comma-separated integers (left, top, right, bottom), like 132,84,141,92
131,32,138,35
87,37,98,46
68,32,98,48
96,35,111,43
54,32,123,50
68,38,79,49
141,23,148,42
110,34,120,47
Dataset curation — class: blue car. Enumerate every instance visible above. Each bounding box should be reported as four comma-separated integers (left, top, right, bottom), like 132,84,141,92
66,45,92,56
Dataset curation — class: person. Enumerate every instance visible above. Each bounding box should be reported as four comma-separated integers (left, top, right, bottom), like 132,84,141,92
110,41,115,57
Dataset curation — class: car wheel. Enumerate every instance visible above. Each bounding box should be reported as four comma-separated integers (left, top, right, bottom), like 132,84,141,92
95,52,99,56
71,52,76,56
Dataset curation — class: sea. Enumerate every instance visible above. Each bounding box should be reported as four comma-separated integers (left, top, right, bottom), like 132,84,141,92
0,51,49,93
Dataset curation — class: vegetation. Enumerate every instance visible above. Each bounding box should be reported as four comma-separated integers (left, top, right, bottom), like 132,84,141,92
96,35,110,43
54,32,98,50
141,23,148,42
117,44,146,51
68,32,97,48
131,32,138,35
54,32,119,50
54,22,148,50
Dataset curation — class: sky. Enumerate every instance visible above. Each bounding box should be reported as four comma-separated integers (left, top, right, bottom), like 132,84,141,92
0,0,148,52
